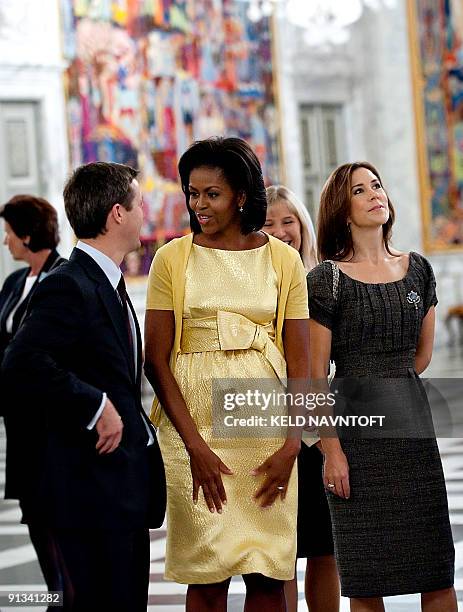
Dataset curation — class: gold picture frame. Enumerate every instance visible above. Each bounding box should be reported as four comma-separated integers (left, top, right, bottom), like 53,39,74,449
407,0,463,252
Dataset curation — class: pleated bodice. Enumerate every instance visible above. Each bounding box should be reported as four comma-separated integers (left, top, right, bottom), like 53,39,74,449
307,251,438,378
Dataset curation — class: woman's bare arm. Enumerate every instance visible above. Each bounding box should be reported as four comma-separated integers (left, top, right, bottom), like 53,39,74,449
253,319,309,506
144,309,232,513
309,318,350,499
415,307,435,375
144,310,200,447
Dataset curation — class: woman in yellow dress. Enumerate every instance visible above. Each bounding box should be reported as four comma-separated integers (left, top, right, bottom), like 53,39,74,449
144,137,313,611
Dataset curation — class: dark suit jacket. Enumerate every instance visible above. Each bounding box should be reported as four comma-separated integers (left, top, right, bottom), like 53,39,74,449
1,248,166,529
0,250,65,370
1,250,66,501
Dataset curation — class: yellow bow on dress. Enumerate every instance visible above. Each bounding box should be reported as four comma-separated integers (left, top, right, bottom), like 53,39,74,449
181,310,287,384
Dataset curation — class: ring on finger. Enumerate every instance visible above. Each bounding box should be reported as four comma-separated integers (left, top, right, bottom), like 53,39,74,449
277,485,285,491
327,483,335,489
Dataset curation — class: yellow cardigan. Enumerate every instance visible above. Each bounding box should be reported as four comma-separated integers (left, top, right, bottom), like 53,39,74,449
146,232,309,425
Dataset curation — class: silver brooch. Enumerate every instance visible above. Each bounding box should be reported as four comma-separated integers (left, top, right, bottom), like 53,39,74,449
407,290,421,310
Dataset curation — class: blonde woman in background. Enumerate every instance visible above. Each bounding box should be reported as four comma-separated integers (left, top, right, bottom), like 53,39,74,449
264,185,340,612
265,186,318,271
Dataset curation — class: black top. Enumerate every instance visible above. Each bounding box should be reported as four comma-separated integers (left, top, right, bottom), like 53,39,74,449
0,250,65,366
307,251,438,378
0,250,66,417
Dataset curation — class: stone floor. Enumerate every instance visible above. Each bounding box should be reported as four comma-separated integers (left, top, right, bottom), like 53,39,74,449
0,344,462,611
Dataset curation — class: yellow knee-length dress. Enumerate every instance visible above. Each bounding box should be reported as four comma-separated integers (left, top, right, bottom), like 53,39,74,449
148,241,306,584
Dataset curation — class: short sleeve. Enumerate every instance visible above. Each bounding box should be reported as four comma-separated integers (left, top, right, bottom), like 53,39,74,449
146,247,174,310
307,262,336,330
284,255,309,319
415,253,438,314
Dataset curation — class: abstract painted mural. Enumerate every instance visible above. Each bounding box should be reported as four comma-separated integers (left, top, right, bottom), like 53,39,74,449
410,0,463,251
61,0,280,274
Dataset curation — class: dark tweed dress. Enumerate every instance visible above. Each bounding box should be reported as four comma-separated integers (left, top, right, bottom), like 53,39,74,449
307,252,454,598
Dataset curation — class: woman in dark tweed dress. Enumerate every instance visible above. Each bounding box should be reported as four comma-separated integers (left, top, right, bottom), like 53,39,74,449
307,162,456,611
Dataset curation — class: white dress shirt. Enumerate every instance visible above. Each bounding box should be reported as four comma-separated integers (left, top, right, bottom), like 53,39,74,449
76,241,153,445
6,275,37,333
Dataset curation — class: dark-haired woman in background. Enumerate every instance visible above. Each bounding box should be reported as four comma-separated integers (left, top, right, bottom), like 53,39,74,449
145,137,313,611
0,195,66,606
308,162,456,611
0,196,64,362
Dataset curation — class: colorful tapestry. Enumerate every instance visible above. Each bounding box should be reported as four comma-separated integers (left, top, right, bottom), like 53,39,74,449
61,0,280,274
413,0,463,250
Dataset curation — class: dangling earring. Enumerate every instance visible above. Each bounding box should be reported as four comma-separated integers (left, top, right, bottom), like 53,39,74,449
347,222,351,233
239,206,244,213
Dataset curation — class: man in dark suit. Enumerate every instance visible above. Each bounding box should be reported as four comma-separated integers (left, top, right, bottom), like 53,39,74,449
2,162,166,612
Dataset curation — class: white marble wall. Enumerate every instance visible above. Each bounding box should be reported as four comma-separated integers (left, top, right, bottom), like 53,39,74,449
275,2,462,346
0,0,72,258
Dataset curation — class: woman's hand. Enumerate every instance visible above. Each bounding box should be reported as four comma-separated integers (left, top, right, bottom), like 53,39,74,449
323,449,350,499
188,441,233,514
145,310,233,514
252,445,298,508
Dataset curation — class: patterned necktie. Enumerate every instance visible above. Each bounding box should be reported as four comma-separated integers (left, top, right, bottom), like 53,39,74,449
116,275,135,368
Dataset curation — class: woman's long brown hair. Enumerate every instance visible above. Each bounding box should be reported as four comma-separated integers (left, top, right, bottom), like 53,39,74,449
317,161,396,261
